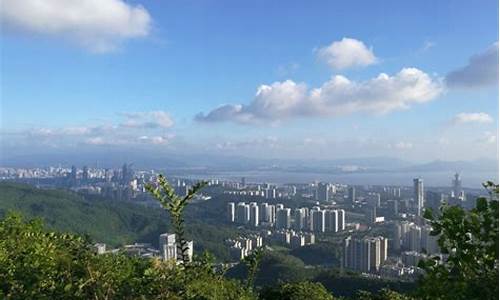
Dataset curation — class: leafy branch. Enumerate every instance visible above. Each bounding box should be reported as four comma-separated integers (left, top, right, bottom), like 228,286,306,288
242,247,264,291
146,174,207,264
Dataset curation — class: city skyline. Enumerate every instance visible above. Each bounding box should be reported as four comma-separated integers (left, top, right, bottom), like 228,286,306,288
1,0,499,163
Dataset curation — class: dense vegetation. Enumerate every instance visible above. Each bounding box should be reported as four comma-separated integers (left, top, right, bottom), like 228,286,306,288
0,182,239,260
0,179,497,299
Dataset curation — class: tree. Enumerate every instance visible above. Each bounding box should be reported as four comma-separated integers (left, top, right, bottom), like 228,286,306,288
259,281,334,300
146,174,207,264
418,181,499,300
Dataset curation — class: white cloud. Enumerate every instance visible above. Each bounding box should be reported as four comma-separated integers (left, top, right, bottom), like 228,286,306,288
215,136,279,150
316,38,377,70
196,68,443,124
121,111,174,129
390,142,413,150
477,131,497,144
138,135,173,145
1,0,151,53
17,110,175,147
452,112,494,125
446,42,499,88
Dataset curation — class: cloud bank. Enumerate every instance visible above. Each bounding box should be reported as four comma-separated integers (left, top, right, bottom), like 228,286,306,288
14,111,175,147
446,42,499,88
196,68,443,124
1,0,152,52
451,112,494,125
316,38,377,69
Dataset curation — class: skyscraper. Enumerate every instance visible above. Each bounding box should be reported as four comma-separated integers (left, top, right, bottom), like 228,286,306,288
82,166,89,182
293,208,307,231
236,202,250,225
337,209,345,231
249,202,259,227
413,178,424,217
344,236,388,273
69,165,78,185
311,207,325,232
348,186,356,204
276,208,291,229
317,182,329,201
227,202,235,222
259,203,269,222
365,205,377,224
325,209,338,232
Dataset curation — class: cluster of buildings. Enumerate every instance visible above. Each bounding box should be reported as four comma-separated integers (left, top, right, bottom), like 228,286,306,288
227,201,346,233
93,232,194,263
268,229,316,248
392,221,440,255
343,236,388,273
225,234,263,261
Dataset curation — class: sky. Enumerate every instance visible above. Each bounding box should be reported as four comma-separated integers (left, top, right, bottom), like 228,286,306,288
0,0,499,164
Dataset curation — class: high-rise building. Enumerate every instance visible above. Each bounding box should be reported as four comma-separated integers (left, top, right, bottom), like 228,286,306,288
452,173,463,198
276,208,291,229
365,205,377,224
293,208,307,231
267,205,276,224
159,233,177,261
69,165,77,184
344,236,388,273
227,202,235,222
311,207,325,232
337,209,345,231
421,225,440,254
265,188,277,199
259,203,269,222
317,182,329,201
291,234,305,248
413,178,424,217
392,222,401,251
348,186,356,204
236,202,250,225
405,224,422,252
82,166,89,182
325,209,338,232
367,193,381,207
249,202,259,227
426,191,445,214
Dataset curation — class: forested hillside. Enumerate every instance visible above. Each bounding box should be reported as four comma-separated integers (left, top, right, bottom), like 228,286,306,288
0,182,237,260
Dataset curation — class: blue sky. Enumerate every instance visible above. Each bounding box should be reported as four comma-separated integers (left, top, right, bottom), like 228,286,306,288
1,0,498,162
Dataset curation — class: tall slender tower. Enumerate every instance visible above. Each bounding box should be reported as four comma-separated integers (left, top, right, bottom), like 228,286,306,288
452,173,463,198
413,178,424,217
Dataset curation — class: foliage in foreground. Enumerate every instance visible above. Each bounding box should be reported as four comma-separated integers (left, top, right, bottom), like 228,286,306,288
259,281,334,300
418,181,499,300
0,213,253,299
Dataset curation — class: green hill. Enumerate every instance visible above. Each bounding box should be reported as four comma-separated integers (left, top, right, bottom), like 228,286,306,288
0,182,237,260
0,182,170,247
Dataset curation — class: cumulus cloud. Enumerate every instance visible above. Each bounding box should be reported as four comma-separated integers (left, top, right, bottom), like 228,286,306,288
316,38,377,69
1,0,151,53
120,111,174,129
196,68,443,124
446,42,499,88
451,112,494,125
